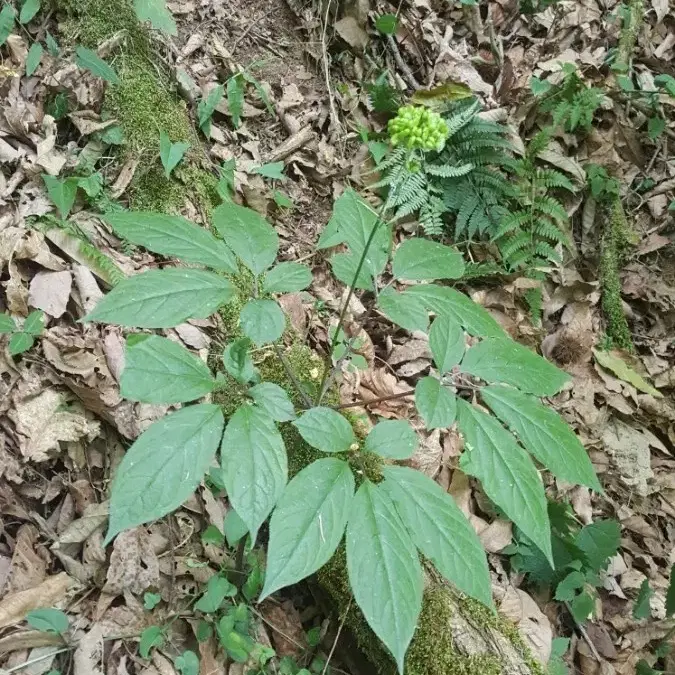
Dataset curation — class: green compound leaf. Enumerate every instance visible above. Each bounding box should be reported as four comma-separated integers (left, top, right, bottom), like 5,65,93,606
404,284,504,338
220,405,288,542
195,575,237,613
26,608,69,634
319,189,390,282
0,4,15,46
43,174,77,220
222,338,255,384
213,202,279,275
392,239,464,281
9,332,33,355
248,382,296,422
159,131,189,178
461,337,570,396
75,46,119,84
133,0,176,35
364,420,418,459
19,0,40,24
377,287,428,333
106,211,237,274
85,268,235,328
346,481,423,673
414,376,456,430
480,386,601,491
574,519,620,571
240,299,285,346
428,314,465,374
381,465,492,607
457,399,552,563
293,407,355,453
121,335,215,403
23,310,45,335
262,262,312,294
260,458,354,600
105,404,224,543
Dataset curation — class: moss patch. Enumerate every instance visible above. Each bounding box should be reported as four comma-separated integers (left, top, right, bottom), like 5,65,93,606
57,0,214,215
600,199,636,351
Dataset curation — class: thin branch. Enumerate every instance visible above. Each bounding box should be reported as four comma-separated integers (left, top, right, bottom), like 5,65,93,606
273,343,313,409
386,34,420,90
564,601,602,662
322,596,353,675
331,389,416,410
2,648,70,674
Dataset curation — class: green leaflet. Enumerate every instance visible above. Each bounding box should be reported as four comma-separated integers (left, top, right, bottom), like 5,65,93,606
133,0,177,34
105,404,224,543
239,299,285,345
346,481,423,673
374,13,397,34
139,626,163,658
262,262,312,294
195,575,237,613
222,338,255,383
414,376,456,429
159,131,189,178
43,174,77,220
392,238,464,281
633,579,653,620
377,287,429,333
220,405,288,542
665,565,675,617
26,608,69,634
252,161,285,179
85,268,235,328
318,189,390,283
457,399,552,563
23,310,44,335
480,385,601,491
198,84,224,134
260,458,354,599
174,650,199,675
292,407,356,453
212,202,279,275
404,284,504,338
0,4,14,46
19,0,40,24
461,337,570,396
0,314,15,333
364,420,418,459
330,251,373,291
105,211,237,273
428,314,465,373
75,46,119,84
574,519,620,571
121,335,215,403
381,466,492,607
248,382,296,422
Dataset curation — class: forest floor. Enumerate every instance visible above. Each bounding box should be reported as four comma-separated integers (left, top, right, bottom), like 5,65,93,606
0,0,674,673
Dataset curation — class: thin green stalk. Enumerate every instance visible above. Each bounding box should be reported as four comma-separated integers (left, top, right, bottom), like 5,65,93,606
316,198,392,404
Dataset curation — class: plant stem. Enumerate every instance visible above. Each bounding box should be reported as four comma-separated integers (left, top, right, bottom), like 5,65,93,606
331,389,416,410
234,537,246,584
316,198,392,405
273,343,313,409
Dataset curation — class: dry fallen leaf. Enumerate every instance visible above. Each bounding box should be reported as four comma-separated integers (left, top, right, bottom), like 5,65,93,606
0,573,74,629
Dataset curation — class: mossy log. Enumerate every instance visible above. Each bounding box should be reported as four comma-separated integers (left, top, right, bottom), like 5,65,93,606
56,0,544,670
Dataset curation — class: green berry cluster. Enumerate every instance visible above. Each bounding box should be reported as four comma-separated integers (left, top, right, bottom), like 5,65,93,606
388,106,449,151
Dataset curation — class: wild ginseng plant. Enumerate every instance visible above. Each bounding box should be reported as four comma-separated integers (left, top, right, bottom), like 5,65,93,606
86,154,601,671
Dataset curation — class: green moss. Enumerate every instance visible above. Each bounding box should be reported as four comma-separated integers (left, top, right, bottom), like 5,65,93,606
616,0,644,71
600,199,635,351
56,0,216,215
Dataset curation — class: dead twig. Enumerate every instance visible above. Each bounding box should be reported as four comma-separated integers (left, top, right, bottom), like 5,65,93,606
386,34,420,90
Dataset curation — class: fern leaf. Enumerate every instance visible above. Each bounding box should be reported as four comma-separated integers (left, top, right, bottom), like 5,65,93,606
426,162,474,178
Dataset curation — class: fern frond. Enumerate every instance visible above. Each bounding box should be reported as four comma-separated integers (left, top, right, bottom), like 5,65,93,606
492,210,530,239
532,219,568,245
533,240,562,262
426,162,474,178
420,196,445,236
536,168,575,192
534,195,568,223
443,100,481,137
500,231,531,259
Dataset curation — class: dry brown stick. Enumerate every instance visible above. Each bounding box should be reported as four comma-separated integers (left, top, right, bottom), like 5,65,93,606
386,34,420,90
